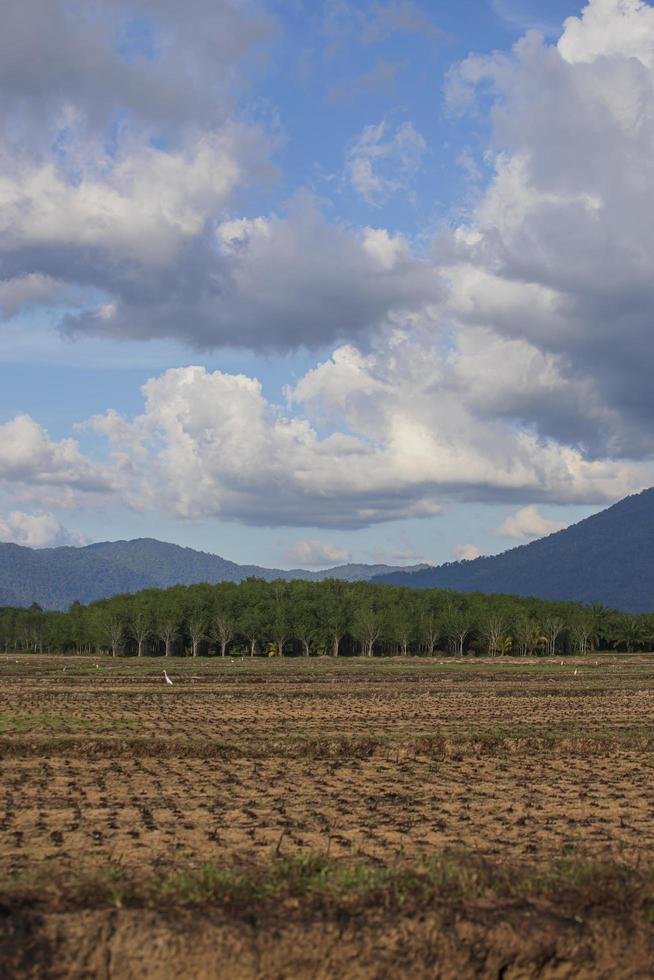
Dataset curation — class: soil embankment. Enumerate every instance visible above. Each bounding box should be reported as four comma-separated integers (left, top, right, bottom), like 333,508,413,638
3,903,653,979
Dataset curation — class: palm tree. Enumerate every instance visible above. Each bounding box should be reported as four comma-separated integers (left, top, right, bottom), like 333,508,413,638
589,602,611,651
611,615,646,653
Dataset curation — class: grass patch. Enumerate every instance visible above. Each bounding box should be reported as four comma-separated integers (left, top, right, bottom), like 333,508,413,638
1,725,653,760
2,851,653,920
0,714,140,735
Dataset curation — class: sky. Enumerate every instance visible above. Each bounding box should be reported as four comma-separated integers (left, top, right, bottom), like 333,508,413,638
1,0,653,569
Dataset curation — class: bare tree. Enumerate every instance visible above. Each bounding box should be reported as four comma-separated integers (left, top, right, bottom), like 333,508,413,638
212,611,234,658
570,620,591,655
543,617,566,657
420,613,440,657
99,613,124,658
129,609,152,658
481,616,505,657
354,606,383,658
443,608,471,657
157,618,178,658
188,615,207,658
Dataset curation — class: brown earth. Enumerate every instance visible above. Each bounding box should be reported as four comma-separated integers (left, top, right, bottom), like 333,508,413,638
3,905,654,979
0,654,653,978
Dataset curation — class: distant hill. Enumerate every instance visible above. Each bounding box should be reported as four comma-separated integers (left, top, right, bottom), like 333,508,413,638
0,537,429,610
373,489,654,612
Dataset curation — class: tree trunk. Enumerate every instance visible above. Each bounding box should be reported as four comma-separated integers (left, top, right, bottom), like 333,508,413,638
301,639,310,657
249,638,257,657
220,640,228,657
165,637,173,657
332,635,340,657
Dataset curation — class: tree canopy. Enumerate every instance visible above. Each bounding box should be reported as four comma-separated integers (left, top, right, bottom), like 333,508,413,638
0,579,649,658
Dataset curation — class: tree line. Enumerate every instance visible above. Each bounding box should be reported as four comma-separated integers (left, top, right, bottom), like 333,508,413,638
1,579,652,658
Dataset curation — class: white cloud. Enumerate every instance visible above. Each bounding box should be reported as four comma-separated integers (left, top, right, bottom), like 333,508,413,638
0,1,440,355
496,505,568,540
442,0,654,460
452,543,482,561
2,165,441,349
0,274,69,318
80,343,649,531
558,0,654,67
0,125,262,268
0,0,274,149
0,510,86,548
2,0,654,536
284,540,352,566
347,120,427,205
0,414,112,494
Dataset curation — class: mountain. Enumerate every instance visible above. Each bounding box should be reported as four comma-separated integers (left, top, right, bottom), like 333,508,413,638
0,537,429,610
5,488,652,612
373,488,654,612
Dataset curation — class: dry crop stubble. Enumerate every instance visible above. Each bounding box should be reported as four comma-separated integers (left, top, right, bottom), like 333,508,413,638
0,654,654,977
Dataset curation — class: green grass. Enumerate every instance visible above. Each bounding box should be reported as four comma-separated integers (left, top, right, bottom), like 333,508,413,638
0,713,140,735
4,851,653,919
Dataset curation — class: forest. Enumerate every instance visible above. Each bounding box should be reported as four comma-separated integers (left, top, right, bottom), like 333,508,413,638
2,579,652,658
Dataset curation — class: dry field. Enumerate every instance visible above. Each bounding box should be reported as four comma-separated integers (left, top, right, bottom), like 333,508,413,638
1,654,654,978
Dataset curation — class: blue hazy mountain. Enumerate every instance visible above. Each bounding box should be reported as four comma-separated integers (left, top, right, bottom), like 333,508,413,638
0,537,429,610
373,489,654,612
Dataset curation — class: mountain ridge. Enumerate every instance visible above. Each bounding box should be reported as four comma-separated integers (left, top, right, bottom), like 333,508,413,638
2,487,653,611
0,537,429,610
372,488,654,612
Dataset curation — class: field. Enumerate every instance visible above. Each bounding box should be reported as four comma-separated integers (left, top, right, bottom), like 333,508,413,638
1,654,654,978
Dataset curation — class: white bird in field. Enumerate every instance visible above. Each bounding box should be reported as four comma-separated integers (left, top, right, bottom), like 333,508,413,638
163,670,174,686
574,669,578,676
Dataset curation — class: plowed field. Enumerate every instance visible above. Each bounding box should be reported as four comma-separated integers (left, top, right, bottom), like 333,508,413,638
1,654,654,978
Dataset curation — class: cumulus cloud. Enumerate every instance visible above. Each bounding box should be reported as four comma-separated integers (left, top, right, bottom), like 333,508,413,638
0,510,87,548
496,505,568,540
1,324,651,532
0,126,259,264
63,197,439,351
0,274,70,318
0,139,440,349
284,540,352,566
87,364,446,528
78,343,649,530
0,0,443,354
2,0,654,534
558,0,654,65
0,0,274,149
452,543,482,561
346,120,427,205
442,0,654,460
0,414,112,494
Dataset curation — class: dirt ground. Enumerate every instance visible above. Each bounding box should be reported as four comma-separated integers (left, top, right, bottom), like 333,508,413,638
1,654,653,978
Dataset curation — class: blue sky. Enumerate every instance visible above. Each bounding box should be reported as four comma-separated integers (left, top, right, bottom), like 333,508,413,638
1,0,652,567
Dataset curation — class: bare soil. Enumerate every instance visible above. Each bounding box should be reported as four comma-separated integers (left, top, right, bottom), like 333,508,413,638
1,654,653,978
